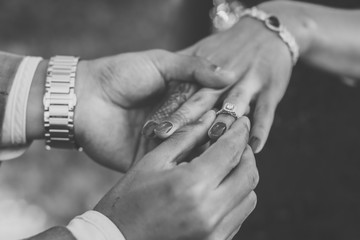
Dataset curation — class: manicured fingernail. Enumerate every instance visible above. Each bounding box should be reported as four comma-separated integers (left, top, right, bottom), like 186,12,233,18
208,122,227,140
154,121,173,135
142,121,158,138
250,137,261,153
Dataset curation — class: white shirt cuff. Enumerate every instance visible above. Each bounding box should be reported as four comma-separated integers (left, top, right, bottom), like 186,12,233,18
66,210,126,240
0,56,42,161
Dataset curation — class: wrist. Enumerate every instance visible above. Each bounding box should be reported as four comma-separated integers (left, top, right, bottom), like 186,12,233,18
26,226,76,240
26,59,48,141
73,59,94,147
258,1,317,58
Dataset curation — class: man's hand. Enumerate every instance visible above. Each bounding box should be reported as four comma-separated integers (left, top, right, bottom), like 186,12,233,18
95,111,259,240
73,50,232,171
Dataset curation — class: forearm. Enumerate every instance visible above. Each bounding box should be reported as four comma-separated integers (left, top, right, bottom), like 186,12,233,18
260,1,360,79
25,226,76,240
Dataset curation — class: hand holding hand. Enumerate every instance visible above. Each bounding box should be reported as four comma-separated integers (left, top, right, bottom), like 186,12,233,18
145,1,313,153
95,111,258,240
72,50,232,171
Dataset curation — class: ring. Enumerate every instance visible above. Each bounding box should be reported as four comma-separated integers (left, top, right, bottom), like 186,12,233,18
216,103,239,119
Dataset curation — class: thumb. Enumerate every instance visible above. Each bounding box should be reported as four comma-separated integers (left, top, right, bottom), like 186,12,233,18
150,50,235,89
137,110,216,171
177,45,196,55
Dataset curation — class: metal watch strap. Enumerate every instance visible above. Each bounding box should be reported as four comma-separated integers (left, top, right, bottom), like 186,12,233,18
43,56,82,151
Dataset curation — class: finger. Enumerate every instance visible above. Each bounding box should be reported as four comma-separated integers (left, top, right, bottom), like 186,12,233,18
227,226,241,240
208,111,237,141
191,116,250,186
151,50,235,88
208,191,257,240
153,88,224,139
249,91,278,154
177,45,197,55
141,110,216,170
208,76,258,141
213,146,259,213
142,82,199,138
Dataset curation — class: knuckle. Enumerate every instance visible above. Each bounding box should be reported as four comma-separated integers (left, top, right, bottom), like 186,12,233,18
230,87,247,99
248,191,258,211
188,91,210,105
171,107,191,126
246,168,260,190
224,72,238,84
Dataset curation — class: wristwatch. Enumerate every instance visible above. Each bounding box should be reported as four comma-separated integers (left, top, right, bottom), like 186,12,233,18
43,55,82,151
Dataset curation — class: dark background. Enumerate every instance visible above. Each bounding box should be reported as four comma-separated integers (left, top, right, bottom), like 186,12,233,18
0,0,359,239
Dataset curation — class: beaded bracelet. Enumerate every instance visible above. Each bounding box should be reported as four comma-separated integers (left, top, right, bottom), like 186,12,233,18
239,7,300,66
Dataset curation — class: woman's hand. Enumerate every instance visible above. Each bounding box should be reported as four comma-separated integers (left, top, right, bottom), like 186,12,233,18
95,111,259,240
188,14,294,153
145,1,314,153
74,50,231,172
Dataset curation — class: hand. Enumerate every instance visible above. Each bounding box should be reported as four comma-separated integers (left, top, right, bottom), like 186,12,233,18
72,50,233,171
95,111,259,240
145,1,313,153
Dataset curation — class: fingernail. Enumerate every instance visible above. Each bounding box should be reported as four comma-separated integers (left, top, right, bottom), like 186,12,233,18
154,121,173,135
249,137,261,153
208,122,227,140
142,121,158,138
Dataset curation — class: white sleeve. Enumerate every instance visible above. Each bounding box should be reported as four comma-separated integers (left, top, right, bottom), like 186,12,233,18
66,210,126,240
0,56,42,161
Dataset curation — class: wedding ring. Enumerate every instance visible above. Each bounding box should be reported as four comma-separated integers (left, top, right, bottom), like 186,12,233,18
216,103,239,119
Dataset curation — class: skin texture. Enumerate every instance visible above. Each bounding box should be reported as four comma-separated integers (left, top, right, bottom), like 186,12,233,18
147,1,360,154
26,49,233,172
25,227,76,240
26,113,259,240
95,113,259,240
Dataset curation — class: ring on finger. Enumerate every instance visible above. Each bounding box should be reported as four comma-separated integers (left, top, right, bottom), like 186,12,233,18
216,103,239,119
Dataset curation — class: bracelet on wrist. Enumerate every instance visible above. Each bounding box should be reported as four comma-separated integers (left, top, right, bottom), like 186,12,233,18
210,2,300,66
239,7,300,66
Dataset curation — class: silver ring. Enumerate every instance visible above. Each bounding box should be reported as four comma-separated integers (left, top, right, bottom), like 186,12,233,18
216,103,239,119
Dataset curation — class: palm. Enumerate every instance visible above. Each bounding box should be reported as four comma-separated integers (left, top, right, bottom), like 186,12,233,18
76,52,168,172
75,50,225,172
82,101,156,172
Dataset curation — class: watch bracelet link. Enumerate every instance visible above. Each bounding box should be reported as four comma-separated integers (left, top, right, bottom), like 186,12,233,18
43,55,82,151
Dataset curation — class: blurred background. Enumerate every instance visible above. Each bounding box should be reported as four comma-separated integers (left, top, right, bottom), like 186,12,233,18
0,0,359,239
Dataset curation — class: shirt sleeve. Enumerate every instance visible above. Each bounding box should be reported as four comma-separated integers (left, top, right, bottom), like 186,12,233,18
67,210,126,240
0,55,42,161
